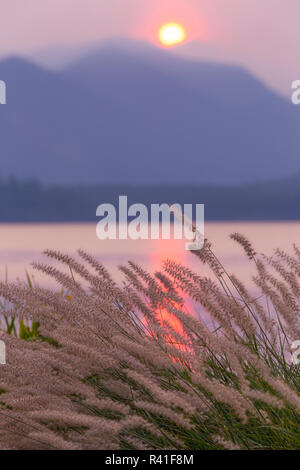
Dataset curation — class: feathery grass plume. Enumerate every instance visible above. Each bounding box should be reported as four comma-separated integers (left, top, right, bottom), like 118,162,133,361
0,235,300,449
230,233,257,260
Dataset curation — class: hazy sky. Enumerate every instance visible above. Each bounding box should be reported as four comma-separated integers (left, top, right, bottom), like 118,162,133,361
0,0,299,96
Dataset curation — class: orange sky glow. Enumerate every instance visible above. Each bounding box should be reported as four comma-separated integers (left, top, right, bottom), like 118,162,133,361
136,1,212,47
0,0,298,97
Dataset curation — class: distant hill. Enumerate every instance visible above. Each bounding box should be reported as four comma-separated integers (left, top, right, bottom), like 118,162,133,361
0,39,300,185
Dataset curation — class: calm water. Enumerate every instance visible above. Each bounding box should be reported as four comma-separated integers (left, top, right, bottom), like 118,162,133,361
1,222,300,288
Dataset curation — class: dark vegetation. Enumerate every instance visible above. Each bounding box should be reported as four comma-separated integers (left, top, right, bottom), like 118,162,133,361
0,176,300,222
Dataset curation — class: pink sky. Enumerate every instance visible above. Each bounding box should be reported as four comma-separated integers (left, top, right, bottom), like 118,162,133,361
0,0,299,96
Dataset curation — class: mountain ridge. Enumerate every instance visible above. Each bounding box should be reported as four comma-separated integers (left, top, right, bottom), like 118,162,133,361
0,39,299,185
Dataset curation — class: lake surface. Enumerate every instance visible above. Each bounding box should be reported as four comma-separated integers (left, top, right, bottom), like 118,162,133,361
1,222,300,288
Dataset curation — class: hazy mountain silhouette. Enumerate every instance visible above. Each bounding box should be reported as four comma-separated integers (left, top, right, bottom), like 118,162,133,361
0,39,299,185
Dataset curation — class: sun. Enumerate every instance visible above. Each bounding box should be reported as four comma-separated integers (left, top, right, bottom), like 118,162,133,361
158,23,186,47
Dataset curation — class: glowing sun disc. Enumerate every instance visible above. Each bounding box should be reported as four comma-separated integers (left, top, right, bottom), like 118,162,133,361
159,23,186,46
